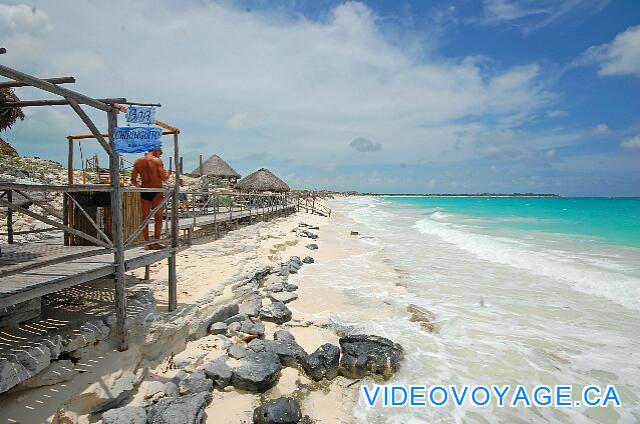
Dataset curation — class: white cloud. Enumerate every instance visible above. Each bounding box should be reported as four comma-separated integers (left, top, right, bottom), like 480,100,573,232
475,0,610,34
2,1,556,174
577,25,640,77
0,4,50,35
592,123,610,134
620,136,640,150
546,109,568,118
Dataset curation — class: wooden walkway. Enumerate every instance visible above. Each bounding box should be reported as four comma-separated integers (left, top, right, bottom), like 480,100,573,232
176,203,295,230
0,244,173,309
0,203,296,310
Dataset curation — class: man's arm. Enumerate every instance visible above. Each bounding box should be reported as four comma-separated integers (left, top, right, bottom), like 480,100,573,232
131,162,140,187
155,158,170,182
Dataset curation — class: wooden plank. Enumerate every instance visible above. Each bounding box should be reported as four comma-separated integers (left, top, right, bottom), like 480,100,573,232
0,64,114,112
67,97,112,155
0,76,75,89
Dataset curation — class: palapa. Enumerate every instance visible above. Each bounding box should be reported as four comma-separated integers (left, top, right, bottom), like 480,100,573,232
0,88,25,132
236,167,290,192
191,154,241,179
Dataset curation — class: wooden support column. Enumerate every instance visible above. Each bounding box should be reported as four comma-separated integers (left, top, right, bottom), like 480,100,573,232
144,265,151,281
168,133,180,312
6,190,13,244
108,108,127,351
199,154,203,177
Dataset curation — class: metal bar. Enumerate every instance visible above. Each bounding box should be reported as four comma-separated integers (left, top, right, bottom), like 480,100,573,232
6,190,13,244
0,76,75,89
124,194,168,246
0,197,110,247
108,108,128,351
168,132,180,312
0,64,114,112
66,192,112,245
67,97,113,155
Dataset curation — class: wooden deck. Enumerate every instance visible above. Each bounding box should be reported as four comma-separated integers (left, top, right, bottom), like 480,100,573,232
0,244,173,309
176,204,295,230
0,203,296,310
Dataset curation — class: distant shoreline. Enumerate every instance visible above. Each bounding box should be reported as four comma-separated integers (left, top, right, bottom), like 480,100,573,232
364,193,561,198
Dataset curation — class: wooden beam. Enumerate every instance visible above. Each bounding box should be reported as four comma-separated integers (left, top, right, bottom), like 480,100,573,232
66,97,113,155
108,108,128,351
0,64,113,112
124,195,168,246
0,182,112,192
168,132,180,312
0,98,125,108
0,77,75,89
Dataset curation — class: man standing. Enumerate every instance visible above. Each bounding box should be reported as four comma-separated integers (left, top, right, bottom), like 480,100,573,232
131,147,170,249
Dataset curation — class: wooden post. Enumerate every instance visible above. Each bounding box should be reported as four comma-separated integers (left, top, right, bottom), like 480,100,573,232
168,133,180,312
144,265,150,281
169,156,173,173
66,137,74,245
199,154,203,177
108,108,128,351
62,192,69,246
6,190,13,244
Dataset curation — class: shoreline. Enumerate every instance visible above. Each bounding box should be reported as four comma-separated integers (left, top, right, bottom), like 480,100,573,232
0,205,397,423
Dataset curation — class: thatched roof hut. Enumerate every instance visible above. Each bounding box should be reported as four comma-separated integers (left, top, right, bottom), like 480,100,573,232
0,137,18,156
236,168,290,192
0,88,25,132
191,154,240,180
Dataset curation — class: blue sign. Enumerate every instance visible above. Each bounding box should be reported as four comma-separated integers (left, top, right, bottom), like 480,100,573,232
125,106,155,125
114,127,162,153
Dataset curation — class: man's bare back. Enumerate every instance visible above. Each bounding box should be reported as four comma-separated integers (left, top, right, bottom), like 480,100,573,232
131,152,169,189
130,148,170,248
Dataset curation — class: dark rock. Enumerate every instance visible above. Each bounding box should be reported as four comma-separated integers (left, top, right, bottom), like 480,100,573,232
208,322,227,335
102,406,146,424
339,335,403,380
302,256,314,264
308,226,319,230
305,244,318,250
301,343,340,381
289,256,302,266
253,397,301,424
259,302,292,324
203,358,232,388
178,369,213,395
283,283,298,292
225,314,247,325
228,322,241,332
240,318,265,337
240,295,263,317
307,233,318,240
273,330,295,342
268,292,298,304
263,340,307,368
230,351,282,392
228,344,247,359
146,392,211,424
247,338,267,352
350,231,359,236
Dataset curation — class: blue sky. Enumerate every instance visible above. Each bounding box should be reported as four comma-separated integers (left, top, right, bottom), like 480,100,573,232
1,0,639,195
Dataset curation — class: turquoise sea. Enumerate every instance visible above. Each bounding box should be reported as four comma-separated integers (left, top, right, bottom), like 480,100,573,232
383,197,640,248
306,196,640,423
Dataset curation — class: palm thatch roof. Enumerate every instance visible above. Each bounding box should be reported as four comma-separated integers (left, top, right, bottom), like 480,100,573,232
191,154,241,179
236,168,290,192
0,88,25,132
0,137,18,156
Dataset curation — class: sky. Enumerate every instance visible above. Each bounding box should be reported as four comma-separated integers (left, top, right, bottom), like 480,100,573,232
0,0,639,195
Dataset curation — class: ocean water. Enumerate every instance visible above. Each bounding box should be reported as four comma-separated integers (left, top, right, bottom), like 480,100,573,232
305,196,640,423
